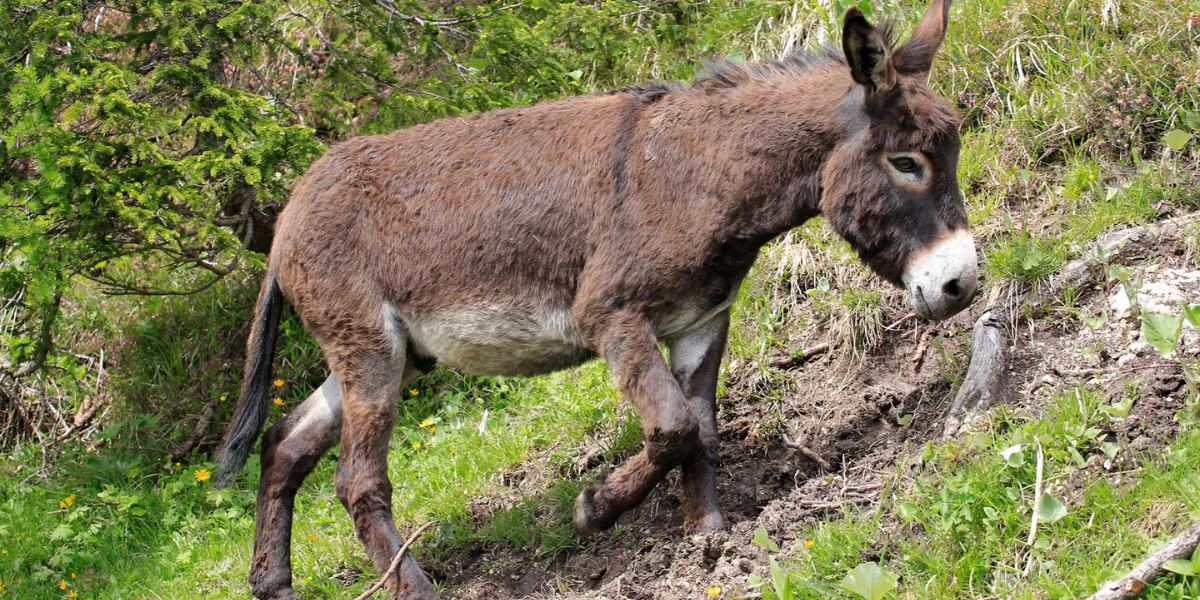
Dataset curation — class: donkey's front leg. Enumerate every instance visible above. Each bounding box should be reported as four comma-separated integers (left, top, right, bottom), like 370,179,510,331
573,312,701,537
669,310,730,534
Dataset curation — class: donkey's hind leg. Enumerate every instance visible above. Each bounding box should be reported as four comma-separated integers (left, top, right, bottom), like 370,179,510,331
249,375,344,600
329,335,436,600
249,366,424,600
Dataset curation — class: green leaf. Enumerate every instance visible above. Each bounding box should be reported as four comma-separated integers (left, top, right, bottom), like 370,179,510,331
1164,130,1194,152
745,573,763,588
1182,303,1200,330
897,414,914,427
50,524,73,541
752,525,779,553
1162,559,1195,576
1000,444,1026,467
769,556,793,600
1104,397,1135,418
1034,494,1068,523
1141,313,1184,356
896,502,919,521
839,562,898,600
1081,312,1107,330
1101,442,1120,458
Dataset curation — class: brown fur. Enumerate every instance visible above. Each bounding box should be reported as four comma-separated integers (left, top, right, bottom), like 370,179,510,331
217,2,967,598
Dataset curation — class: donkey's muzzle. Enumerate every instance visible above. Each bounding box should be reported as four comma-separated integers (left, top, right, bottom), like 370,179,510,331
902,228,979,321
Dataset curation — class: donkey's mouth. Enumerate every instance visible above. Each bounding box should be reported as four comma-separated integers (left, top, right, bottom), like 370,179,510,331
902,228,979,321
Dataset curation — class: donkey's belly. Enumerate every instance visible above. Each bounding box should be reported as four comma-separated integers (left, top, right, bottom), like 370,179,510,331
404,304,594,376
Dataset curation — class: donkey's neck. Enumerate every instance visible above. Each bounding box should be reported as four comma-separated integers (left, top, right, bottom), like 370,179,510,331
644,63,859,244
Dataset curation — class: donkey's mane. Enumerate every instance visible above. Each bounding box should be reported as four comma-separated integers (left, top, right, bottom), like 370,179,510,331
613,17,903,100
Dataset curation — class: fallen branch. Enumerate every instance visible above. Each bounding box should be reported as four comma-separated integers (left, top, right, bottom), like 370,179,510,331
168,399,217,461
944,212,1200,437
353,521,437,600
1085,521,1200,600
769,343,831,370
782,433,834,471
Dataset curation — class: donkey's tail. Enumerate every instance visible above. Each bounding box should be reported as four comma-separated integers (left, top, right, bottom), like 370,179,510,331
215,268,284,487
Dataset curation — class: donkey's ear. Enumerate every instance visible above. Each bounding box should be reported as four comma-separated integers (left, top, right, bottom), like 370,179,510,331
842,8,896,94
893,0,951,76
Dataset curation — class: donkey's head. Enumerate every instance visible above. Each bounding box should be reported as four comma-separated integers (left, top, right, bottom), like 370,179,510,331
819,0,977,321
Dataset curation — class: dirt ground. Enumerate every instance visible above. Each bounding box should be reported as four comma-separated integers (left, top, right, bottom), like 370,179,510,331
432,222,1199,600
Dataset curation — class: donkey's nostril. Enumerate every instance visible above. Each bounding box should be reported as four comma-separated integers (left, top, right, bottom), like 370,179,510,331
942,278,963,300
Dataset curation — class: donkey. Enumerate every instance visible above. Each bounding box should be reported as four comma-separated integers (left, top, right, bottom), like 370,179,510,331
215,1,975,598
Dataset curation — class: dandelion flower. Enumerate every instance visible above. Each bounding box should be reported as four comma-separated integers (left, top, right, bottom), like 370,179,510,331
67,591,79,599
195,468,212,483
450,449,456,455
804,539,815,549
273,398,283,405
71,573,75,580
273,379,285,387
412,442,421,449
308,535,318,542
429,427,436,434
59,494,75,509
219,395,226,402
410,389,418,396
419,418,435,429
706,585,722,597
60,580,68,590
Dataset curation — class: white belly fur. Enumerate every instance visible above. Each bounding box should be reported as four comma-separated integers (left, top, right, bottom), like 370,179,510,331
403,303,591,376
400,289,737,376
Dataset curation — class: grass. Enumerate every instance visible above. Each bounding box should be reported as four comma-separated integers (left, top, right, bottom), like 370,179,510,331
4,0,1200,597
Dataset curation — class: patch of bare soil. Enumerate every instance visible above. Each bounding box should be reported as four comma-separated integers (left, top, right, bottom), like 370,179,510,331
431,232,1198,600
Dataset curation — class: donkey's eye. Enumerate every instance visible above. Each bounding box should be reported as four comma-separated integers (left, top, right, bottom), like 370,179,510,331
889,156,920,174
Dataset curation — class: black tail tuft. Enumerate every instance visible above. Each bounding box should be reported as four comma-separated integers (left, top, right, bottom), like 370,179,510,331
215,269,283,487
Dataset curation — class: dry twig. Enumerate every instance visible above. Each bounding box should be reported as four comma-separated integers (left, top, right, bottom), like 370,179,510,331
1084,521,1200,600
769,343,831,370
352,521,437,600
782,432,834,471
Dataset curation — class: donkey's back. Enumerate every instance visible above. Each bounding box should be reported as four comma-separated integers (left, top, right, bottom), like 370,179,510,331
273,91,643,375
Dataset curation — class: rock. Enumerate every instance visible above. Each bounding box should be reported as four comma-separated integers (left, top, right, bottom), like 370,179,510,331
1129,341,1151,356
1117,353,1136,367
1110,286,1132,317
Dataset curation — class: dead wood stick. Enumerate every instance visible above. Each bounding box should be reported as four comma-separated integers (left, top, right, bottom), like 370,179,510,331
781,433,834,471
1026,443,1045,548
168,399,217,461
912,328,934,372
769,343,831,370
352,521,437,600
944,212,1199,437
1084,521,1200,600
1058,363,1179,377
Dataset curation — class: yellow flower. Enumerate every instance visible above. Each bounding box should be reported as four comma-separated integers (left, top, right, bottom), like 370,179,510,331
194,468,212,483
409,389,418,396
412,442,421,449
706,585,722,597
308,535,318,542
419,418,436,429
67,591,79,599
1,549,6,554
429,427,436,434
219,395,226,402
804,539,815,549
59,494,75,509
273,398,283,405
71,573,75,580
450,449,456,456
60,580,68,590
273,379,285,387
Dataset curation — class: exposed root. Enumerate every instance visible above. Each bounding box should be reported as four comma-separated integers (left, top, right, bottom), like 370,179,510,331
769,343,831,370
781,432,834,471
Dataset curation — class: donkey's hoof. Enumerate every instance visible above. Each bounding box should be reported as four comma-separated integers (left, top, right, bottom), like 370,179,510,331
394,557,438,600
684,511,727,535
573,486,619,537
